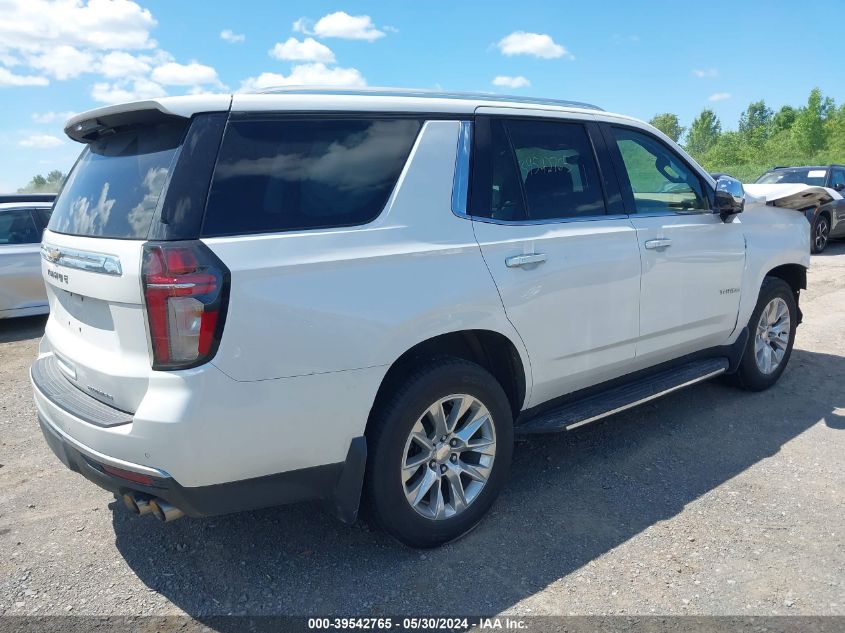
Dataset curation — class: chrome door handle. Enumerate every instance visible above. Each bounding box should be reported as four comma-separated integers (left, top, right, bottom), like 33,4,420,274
505,253,547,268
644,238,672,250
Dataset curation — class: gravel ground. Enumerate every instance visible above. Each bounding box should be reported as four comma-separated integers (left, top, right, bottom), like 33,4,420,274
1,243,843,620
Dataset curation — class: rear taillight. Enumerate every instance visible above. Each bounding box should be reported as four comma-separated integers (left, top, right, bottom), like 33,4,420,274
142,241,229,370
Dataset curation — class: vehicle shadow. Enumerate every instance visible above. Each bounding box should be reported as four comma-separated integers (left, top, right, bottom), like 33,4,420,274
110,348,844,621
0,314,47,344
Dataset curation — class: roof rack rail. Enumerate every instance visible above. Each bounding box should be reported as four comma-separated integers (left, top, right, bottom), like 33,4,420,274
0,193,56,204
254,86,604,112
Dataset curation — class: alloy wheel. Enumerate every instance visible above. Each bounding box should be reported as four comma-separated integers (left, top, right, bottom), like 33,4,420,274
814,217,829,252
754,297,791,375
400,394,496,520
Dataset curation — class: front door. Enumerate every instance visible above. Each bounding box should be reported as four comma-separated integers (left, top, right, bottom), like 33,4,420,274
604,125,745,363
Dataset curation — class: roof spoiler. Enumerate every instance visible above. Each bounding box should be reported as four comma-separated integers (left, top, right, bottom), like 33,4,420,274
64,95,233,143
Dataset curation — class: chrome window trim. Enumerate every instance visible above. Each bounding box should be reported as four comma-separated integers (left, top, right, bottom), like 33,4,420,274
470,213,631,227
628,209,717,218
41,243,123,276
451,120,473,217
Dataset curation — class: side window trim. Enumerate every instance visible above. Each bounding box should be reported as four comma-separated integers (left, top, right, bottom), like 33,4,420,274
500,120,530,222
585,121,625,216
468,115,493,217
451,120,473,216
469,115,618,225
601,122,715,216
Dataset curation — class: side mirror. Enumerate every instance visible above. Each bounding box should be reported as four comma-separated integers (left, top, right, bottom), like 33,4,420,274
715,175,744,220
834,183,845,192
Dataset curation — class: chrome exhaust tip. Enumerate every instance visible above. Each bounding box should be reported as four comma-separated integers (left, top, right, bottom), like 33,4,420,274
149,498,185,522
122,492,153,516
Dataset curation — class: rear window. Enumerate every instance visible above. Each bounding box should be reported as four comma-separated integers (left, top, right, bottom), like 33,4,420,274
202,117,422,237
49,122,186,239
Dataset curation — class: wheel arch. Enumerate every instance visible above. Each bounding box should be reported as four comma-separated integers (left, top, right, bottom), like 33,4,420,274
764,263,806,323
366,329,529,437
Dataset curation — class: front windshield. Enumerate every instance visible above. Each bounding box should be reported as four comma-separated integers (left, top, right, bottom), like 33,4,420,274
756,168,828,186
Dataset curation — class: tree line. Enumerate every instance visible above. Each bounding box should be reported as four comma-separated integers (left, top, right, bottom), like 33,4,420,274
18,169,66,194
649,87,845,182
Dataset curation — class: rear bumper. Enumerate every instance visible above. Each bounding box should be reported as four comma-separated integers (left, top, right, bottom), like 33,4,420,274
37,411,366,520
31,351,372,521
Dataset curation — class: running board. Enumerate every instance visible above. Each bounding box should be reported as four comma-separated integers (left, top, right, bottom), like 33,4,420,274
517,357,729,434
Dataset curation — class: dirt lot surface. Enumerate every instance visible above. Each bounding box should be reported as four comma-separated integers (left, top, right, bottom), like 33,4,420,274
1,244,843,621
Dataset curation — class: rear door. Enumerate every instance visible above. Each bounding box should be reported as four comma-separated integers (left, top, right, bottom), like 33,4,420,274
602,124,745,362
469,113,642,406
0,207,45,314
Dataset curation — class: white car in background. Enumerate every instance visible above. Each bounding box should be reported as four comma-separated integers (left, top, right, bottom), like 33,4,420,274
0,194,54,318
30,89,823,548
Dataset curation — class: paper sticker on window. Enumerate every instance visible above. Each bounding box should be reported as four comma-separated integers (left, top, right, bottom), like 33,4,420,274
808,170,826,178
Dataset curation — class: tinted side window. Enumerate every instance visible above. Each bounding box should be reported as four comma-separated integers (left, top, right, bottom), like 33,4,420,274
830,169,845,190
611,127,707,214
35,208,52,228
0,209,40,244
484,119,606,221
203,118,422,237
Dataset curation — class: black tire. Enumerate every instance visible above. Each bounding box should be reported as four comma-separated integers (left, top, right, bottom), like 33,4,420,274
730,277,797,391
364,357,513,548
811,213,830,254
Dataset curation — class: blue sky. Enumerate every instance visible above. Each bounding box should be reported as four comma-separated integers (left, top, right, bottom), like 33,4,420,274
2,0,843,192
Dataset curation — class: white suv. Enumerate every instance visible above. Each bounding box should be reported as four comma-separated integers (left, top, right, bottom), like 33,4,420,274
32,88,814,547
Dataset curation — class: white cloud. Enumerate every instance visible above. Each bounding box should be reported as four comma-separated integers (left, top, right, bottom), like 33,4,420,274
708,92,731,101
497,31,570,59
312,11,384,41
220,29,245,44
0,67,48,86
239,63,366,92
492,75,530,89
693,68,719,78
0,0,157,53
97,51,152,78
18,134,64,148
151,61,221,87
0,1,225,102
31,111,76,124
27,45,94,80
270,37,335,63
91,78,166,104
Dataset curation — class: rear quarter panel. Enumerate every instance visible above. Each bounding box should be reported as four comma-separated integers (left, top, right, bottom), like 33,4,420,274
203,120,532,403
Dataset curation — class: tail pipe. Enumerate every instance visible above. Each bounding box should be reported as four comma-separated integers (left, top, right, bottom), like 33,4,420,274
122,492,154,516
121,492,185,522
149,498,185,522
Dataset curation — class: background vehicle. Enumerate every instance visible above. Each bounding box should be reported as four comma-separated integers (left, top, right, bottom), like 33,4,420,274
0,194,54,318
31,89,812,548
756,165,845,252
